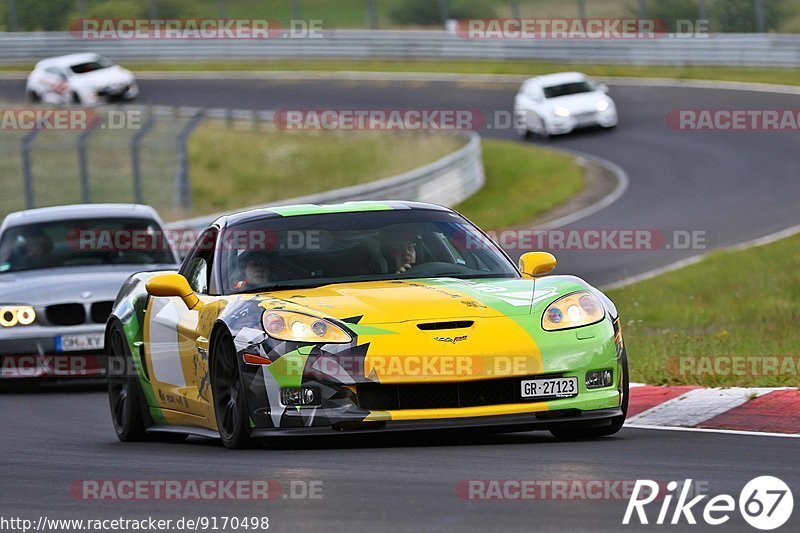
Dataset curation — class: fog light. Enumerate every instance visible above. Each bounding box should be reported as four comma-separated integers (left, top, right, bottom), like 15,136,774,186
586,369,613,389
280,387,320,407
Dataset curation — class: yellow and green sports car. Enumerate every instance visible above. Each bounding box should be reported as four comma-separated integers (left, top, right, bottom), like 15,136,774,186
106,201,628,448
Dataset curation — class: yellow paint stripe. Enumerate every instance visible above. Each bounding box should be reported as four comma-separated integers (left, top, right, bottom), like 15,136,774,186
364,401,550,422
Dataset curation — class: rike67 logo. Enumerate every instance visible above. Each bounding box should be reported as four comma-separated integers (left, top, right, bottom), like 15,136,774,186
624,477,793,530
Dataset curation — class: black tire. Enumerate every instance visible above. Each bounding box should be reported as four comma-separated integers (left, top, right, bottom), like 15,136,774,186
210,330,256,449
71,92,82,105
107,323,148,442
550,350,629,440
27,90,41,103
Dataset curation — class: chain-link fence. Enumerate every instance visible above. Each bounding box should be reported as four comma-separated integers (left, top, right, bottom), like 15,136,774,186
0,105,211,220
0,0,797,33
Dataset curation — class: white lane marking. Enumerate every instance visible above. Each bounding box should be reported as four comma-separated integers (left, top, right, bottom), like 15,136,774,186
626,387,778,427
625,424,800,439
534,149,629,230
629,382,647,388
603,222,800,290
148,297,188,387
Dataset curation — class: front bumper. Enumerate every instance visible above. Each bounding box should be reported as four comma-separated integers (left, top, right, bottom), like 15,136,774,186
548,109,618,134
0,324,106,379
250,407,623,437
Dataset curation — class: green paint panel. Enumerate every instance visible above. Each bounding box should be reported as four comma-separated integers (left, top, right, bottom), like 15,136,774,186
268,202,394,217
268,351,309,388
348,324,397,336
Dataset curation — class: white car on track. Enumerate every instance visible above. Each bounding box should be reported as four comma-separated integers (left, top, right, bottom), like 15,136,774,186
26,53,138,106
514,72,618,138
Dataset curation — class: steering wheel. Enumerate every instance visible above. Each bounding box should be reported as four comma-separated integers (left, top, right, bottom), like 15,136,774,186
398,261,466,277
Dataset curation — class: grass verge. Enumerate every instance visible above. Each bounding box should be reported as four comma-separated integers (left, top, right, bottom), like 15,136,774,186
1,59,796,87
455,140,584,229
608,234,800,388
185,124,465,219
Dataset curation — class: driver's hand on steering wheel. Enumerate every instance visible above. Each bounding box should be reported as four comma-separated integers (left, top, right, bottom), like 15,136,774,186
395,263,413,274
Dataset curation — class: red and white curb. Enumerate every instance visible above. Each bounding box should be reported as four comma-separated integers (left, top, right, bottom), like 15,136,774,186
625,383,800,437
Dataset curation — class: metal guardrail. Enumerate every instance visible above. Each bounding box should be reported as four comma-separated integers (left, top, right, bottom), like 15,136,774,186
169,131,485,231
167,132,486,230
1,31,800,67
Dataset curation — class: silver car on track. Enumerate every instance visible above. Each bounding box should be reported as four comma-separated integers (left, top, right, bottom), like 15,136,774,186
0,204,178,380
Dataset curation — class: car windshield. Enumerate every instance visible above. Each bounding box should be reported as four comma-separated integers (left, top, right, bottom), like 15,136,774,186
219,209,519,294
543,81,595,98
0,218,174,273
69,56,114,74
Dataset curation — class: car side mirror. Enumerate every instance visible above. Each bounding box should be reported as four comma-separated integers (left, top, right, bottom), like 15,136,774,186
519,252,557,278
598,83,609,94
146,273,201,310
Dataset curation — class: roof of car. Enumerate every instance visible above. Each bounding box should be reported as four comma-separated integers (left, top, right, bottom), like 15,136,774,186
35,53,103,69
217,201,452,228
1,204,161,229
526,72,588,87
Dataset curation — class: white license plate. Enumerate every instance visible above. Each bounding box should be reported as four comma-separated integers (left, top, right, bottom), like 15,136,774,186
520,377,578,399
57,333,104,352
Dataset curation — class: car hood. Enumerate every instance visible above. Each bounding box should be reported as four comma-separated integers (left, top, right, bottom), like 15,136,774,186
545,91,608,114
72,66,134,89
260,278,567,325
0,264,175,306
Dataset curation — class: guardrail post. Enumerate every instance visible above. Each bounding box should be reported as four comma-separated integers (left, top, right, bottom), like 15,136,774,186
754,0,766,33
5,0,18,32
637,0,646,19
77,126,95,204
511,0,520,19
366,0,377,29
577,0,586,19
148,0,158,19
439,0,449,29
292,0,301,21
698,0,707,21
21,129,39,209
131,114,157,205
173,110,205,212
217,0,227,18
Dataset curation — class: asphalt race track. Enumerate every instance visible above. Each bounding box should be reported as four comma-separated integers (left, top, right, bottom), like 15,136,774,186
1,77,799,531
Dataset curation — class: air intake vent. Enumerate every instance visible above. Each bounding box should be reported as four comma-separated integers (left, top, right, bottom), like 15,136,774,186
45,304,86,326
90,301,114,324
417,321,474,331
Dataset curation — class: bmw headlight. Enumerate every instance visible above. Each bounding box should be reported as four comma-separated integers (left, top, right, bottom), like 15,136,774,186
0,305,36,327
262,310,352,343
542,292,604,331
553,106,571,118
597,100,610,112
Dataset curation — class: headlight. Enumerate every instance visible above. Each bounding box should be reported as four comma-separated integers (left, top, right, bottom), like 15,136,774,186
262,310,352,343
542,292,604,331
553,106,571,118
597,100,610,112
0,306,36,327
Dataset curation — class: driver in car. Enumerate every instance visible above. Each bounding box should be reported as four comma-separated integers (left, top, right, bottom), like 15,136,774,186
7,228,54,270
381,229,419,274
232,251,275,290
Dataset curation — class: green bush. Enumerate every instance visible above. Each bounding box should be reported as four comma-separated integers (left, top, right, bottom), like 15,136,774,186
390,0,495,27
